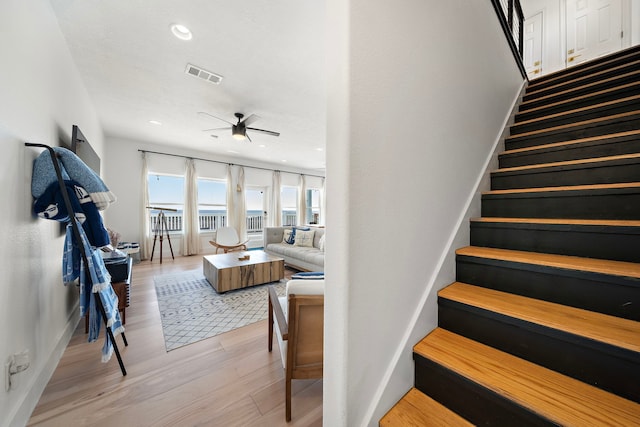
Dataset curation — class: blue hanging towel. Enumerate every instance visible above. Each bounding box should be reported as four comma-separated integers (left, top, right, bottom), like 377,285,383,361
63,222,124,362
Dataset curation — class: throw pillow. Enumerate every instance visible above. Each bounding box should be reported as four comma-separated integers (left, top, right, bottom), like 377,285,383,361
319,234,325,252
294,229,315,247
283,229,294,244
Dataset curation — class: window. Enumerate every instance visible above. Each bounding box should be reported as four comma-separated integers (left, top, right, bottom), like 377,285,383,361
197,178,226,231
245,187,265,233
147,174,184,233
281,186,297,226
306,188,321,224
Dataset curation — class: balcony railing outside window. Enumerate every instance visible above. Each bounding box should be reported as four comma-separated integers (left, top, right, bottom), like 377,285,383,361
150,212,264,234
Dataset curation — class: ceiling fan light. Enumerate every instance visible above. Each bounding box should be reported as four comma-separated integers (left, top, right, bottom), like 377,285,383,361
232,125,246,140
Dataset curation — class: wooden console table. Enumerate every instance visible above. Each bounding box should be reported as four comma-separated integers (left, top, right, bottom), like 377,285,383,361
85,256,132,332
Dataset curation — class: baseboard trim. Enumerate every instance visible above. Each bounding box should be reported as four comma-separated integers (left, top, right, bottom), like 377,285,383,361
9,302,80,427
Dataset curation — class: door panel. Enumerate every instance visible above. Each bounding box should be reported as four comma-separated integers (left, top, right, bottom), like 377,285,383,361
524,12,543,79
566,0,622,67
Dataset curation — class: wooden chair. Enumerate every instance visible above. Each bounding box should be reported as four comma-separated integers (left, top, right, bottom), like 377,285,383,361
208,226,248,253
268,279,324,421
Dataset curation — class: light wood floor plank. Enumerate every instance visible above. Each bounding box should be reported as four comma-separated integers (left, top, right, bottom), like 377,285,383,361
27,255,322,426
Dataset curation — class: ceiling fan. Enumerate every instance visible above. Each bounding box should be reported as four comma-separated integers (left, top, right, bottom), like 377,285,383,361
199,112,280,142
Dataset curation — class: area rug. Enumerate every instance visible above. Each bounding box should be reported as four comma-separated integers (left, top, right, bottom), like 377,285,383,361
154,270,285,351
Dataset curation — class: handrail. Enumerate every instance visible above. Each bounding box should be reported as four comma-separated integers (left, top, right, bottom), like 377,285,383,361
490,0,527,80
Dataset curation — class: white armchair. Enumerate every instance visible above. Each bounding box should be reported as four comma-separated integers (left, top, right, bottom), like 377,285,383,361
208,226,248,253
268,279,324,422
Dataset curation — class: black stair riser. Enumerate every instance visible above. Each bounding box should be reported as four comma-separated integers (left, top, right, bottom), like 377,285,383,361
481,189,640,220
491,160,640,190
499,134,640,168
518,84,640,123
470,222,640,263
505,114,640,150
413,354,556,427
438,300,640,403
511,98,640,135
528,46,640,91
523,71,640,106
456,255,640,321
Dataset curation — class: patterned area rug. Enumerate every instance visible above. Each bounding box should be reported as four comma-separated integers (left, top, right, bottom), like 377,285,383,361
154,270,285,351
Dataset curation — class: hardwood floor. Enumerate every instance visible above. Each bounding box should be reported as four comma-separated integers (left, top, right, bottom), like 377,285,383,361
28,256,322,426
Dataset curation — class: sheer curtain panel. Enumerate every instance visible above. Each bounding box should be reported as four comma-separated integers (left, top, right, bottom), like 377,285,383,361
182,158,200,255
140,152,151,259
297,174,307,226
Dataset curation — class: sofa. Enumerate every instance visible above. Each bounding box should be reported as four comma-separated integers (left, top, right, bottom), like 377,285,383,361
263,226,325,272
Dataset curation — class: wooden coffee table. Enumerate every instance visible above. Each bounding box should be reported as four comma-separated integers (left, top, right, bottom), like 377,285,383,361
203,250,284,293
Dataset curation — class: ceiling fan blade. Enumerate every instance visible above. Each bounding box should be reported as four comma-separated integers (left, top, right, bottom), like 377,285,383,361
241,114,260,126
210,135,219,139
197,111,234,125
246,133,252,142
247,127,280,137
202,126,231,132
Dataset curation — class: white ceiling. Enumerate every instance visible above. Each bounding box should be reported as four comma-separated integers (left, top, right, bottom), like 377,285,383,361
50,0,326,172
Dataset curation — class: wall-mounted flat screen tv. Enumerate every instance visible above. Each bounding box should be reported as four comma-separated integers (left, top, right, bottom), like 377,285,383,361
71,125,100,174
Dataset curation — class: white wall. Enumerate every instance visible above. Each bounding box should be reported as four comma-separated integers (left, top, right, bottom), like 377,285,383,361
0,1,105,425
324,1,524,425
102,137,324,257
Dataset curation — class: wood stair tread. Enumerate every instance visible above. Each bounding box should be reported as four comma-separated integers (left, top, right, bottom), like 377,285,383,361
440,282,640,352
523,67,640,104
518,81,640,117
502,130,640,155
456,246,640,279
515,94,640,128
527,47,640,88
380,388,473,427
494,152,640,174
484,181,640,195
507,110,640,139
470,217,640,227
414,328,640,426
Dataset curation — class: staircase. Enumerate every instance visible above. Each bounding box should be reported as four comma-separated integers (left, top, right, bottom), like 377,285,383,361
381,46,640,426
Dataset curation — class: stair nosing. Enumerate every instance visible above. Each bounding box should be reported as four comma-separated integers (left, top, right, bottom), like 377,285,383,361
440,282,640,353
470,217,640,227
483,181,640,195
523,66,640,103
493,152,640,174
507,110,640,140
456,246,640,279
514,94,640,128
518,81,640,117
414,328,640,426
527,48,640,88
502,130,640,156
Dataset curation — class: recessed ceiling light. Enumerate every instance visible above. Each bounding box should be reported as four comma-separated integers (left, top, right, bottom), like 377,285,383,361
149,120,162,125
227,150,239,154
170,24,192,40
316,147,324,151
258,144,266,148
281,159,287,162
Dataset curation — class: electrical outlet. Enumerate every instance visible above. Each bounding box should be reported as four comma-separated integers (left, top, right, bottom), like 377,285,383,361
5,350,30,391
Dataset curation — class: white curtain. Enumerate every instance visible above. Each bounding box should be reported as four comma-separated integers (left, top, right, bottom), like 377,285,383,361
320,177,326,226
226,164,236,231
297,174,307,226
139,152,151,260
235,166,247,241
182,158,200,255
270,170,282,226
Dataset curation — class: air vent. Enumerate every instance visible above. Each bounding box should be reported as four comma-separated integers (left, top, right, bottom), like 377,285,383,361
185,64,223,85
